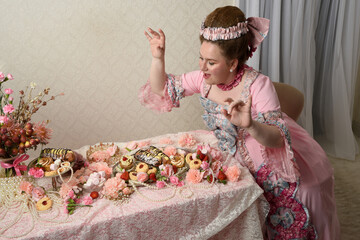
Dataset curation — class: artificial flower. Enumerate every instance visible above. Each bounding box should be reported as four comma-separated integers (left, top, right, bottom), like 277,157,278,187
3,104,14,114
28,167,44,178
89,150,111,162
225,165,241,182
88,162,112,177
158,137,173,145
200,161,209,170
125,141,138,150
81,196,93,205
159,164,174,178
0,72,4,81
178,133,197,148
106,145,118,156
102,174,127,199
33,121,52,144
163,145,177,156
19,181,33,195
169,175,184,187
122,187,132,195
137,172,149,183
186,169,204,184
4,88,13,94
137,140,151,148
31,187,45,202
156,181,166,189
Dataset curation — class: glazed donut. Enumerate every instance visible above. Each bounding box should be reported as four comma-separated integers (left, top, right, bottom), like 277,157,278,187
136,162,149,173
36,196,53,211
189,159,202,169
170,154,185,168
120,155,135,170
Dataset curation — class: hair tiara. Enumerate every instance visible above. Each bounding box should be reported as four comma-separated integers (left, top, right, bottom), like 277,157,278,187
199,17,270,50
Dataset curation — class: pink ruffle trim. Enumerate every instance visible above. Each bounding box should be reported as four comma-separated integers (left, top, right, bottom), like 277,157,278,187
138,80,174,113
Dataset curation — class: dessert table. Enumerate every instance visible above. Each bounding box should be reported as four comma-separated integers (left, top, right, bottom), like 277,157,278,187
0,130,269,240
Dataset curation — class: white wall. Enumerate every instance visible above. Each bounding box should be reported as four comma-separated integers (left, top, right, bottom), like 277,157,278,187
0,0,234,151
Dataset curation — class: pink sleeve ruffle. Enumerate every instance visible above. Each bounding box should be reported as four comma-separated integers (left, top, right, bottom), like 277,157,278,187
257,111,300,183
138,74,184,113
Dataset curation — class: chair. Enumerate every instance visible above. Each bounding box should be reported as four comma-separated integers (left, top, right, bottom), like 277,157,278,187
272,82,304,121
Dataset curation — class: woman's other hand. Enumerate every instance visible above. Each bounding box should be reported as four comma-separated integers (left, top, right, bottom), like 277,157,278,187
221,95,253,129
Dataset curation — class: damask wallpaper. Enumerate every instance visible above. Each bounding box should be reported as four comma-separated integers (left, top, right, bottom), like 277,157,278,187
0,0,234,152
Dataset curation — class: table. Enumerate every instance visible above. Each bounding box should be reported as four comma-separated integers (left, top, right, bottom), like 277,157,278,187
0,130,269,240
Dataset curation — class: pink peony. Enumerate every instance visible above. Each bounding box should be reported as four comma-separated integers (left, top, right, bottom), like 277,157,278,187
88,162,112,177
156,181,166,189
163,146,177,156
186,169,204,184
31,187,45,201
4,88,13,94
89,150,110,162
0,115,9,124
225,165,241,182
19,181,33,195
178,133,197,147
159,137,173,145
159,164,174,178
137,172,149,183
3,104,15,114
82,196,93,205
106,145,118,156
28,167,44,178
102,176,126,199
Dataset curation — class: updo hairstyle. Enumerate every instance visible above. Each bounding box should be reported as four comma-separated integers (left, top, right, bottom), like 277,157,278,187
199,6,250,71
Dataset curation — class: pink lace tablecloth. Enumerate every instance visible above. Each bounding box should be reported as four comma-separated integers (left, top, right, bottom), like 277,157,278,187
0,130,269,240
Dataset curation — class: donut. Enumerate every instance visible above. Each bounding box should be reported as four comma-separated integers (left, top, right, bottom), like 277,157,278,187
119,155,134,170
189,159,202,169
129,172,137,181
171,154,185,168
147,166,157,175
136,162,149,173
36,196,53,211
37,157,54,171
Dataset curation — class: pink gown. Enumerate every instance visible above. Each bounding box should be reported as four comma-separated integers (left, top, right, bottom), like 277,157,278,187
139,68,340,240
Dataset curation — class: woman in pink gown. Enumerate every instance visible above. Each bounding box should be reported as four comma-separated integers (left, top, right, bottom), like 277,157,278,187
140,6,340,240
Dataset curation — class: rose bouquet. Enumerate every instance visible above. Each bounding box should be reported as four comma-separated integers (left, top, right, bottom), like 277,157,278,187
0,71,63,177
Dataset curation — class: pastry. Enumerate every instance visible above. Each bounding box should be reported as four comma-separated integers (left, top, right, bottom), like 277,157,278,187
119,155,135,170
189,159,202,169
44,170,58,177
129,172,138,181
170,153,185,168
37,157,54,171
136,162,149,173
185,153,196,165
134,149,161,166
36,196,53,211
147,166,157,175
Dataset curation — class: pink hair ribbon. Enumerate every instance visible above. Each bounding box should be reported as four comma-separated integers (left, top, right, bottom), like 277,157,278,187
1,154,29,176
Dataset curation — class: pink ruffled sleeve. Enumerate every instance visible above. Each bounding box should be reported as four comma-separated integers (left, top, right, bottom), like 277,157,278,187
250,74,300,182
138,71,204,113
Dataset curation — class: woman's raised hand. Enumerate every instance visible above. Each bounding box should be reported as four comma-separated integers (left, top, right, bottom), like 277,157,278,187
144,28,166,59
221,95,253,129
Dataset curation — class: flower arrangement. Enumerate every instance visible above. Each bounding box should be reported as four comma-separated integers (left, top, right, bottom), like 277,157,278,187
0,71,64,177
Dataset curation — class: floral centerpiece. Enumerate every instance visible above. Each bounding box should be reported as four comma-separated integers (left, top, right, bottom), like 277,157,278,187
0,71,63,177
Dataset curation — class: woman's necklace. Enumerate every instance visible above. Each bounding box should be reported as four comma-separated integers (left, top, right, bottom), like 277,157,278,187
217,65,246,91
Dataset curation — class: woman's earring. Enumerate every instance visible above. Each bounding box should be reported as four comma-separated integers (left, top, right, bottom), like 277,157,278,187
230,69,233,73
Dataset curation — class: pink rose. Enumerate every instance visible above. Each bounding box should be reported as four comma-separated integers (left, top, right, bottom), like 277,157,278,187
159,164,174,178
82,196,93,205
225,165,241,182
0,116,9,124
28,167,44,178
163,146,177,156
19,181,33,195
201,161,209,170
156,181,166,189
3,104,15,114
31,187,45,201
4,88,13,94
186,169,204,184
125,141,138,150
0,72,4,82
122,187,132,195
137,172,149,183
7,74,13,80
106,145,118,156
169,175,179,185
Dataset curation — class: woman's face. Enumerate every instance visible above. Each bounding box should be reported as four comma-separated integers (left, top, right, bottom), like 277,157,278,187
199,41,236,85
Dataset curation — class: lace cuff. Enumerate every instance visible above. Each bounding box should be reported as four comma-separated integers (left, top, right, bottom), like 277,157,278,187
138,74,184,113
256,111,300,183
